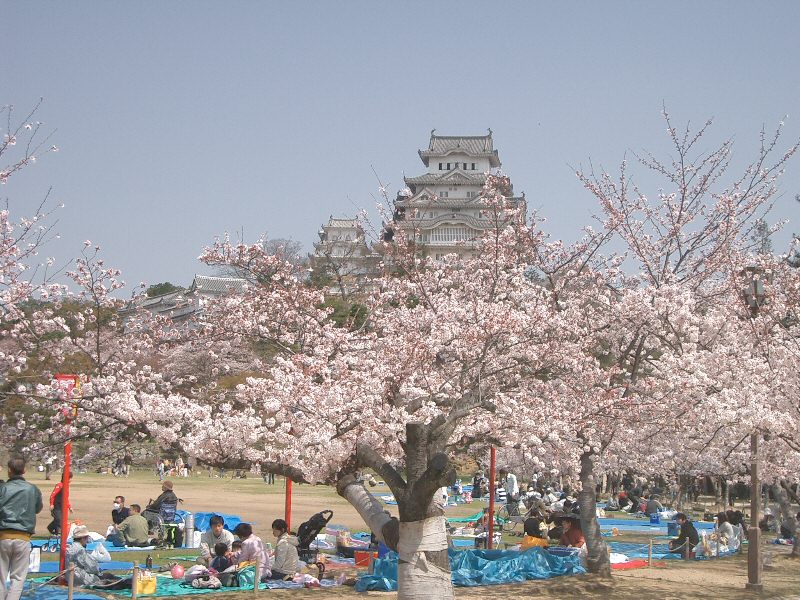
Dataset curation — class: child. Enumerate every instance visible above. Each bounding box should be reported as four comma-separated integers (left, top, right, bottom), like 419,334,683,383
210,542,231,572
231,540,242,553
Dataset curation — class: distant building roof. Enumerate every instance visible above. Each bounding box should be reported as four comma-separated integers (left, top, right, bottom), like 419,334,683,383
418,130,501,167
324,218,361,229
189,275,248,295
405,172,487,186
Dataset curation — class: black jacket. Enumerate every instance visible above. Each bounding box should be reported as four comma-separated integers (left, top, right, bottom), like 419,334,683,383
675,520,700,548
147,490,177,513
112,506,131,525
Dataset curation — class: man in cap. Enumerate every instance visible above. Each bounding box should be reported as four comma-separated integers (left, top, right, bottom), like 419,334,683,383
0,457,43,600
558,514,585,547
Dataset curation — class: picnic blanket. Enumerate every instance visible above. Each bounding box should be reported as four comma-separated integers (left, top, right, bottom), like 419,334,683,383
35,561,143,574
97,575,338,596
32,540,156,553
607,541,736,560
179,512,244,533
355,547,585,591
20,583,104,600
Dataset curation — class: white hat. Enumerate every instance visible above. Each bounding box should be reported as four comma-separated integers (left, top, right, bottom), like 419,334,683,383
72,525,91,539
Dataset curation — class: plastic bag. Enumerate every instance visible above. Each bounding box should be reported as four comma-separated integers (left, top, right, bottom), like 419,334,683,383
91,544,112,562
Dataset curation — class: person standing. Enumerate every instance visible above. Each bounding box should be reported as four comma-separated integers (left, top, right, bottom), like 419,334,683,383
0,457,44,600
47,471,73,535
499,468,519,501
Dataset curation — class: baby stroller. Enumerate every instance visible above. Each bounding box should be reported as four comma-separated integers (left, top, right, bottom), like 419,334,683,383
296,510,333,576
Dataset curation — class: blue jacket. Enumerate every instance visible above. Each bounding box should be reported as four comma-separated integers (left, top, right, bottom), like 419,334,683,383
0,476,44,534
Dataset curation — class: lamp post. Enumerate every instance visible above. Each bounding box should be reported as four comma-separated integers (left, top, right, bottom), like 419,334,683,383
746,432,762,591
742,267,766,591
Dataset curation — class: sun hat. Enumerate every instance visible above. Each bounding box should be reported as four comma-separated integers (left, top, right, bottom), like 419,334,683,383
72,525,91,539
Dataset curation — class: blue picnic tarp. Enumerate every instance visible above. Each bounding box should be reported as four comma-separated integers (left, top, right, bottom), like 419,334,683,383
36,561,142,574
355,547,585,591
19,583,103,600
608,541,736,560
181,511,245,532
598,517,715,533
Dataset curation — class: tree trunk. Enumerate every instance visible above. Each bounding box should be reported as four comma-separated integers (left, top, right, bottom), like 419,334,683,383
772,482,800,558
723,477,731,510
338,422,456,599
578,450,610,575
712,476,723,511
675,474,685,511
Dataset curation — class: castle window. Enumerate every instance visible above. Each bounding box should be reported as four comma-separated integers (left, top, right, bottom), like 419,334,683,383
438,162,443,170
471,163,476,170
446,163,451,170
463,163,467,170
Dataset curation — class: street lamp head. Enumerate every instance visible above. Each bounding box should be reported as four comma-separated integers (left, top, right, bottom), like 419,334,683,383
740,266,768,312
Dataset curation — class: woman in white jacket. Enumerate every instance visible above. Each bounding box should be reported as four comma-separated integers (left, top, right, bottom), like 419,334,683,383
268,518,299,580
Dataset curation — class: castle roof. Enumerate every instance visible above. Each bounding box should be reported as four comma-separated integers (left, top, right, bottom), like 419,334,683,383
418,130,501,167
405,171,487,186
189,274,248,295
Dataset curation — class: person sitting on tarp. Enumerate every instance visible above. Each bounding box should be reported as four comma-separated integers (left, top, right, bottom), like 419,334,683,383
715,511,735,545
779,511,800,541
545,511,564,540
230,522,271,580
558,514,585,547
265,519,299,580
109,504,150,547
759,508,777,533
210,542,232,572
668,513,699,555
521,517,549,550
199,514,235,565
67,525,131,589
111,496,130,525
645,495,663,516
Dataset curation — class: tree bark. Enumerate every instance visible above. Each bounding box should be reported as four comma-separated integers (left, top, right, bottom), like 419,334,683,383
772,482,799,558
578,451,610,575
338,422,456,599
675,474,686,511
712,476,723,511
723,477,731,509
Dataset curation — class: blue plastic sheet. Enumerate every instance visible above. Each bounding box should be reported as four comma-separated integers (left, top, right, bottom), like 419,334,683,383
355,547,585,591
21,582,103,600
180,511,245,532
36,561,141,573
608,541,736,561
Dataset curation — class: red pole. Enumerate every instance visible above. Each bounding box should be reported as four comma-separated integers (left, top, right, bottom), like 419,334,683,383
59,443,71,577
55,374,79,581
284,478,293,531
488,446,496,549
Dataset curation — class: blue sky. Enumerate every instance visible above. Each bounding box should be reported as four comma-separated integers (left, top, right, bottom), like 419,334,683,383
4,1,799,289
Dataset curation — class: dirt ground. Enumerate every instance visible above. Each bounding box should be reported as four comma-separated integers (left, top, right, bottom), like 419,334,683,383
26,469,800,599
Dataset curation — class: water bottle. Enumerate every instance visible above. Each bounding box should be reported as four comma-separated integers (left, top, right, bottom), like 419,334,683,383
145,554,153,569
184,513,195,548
